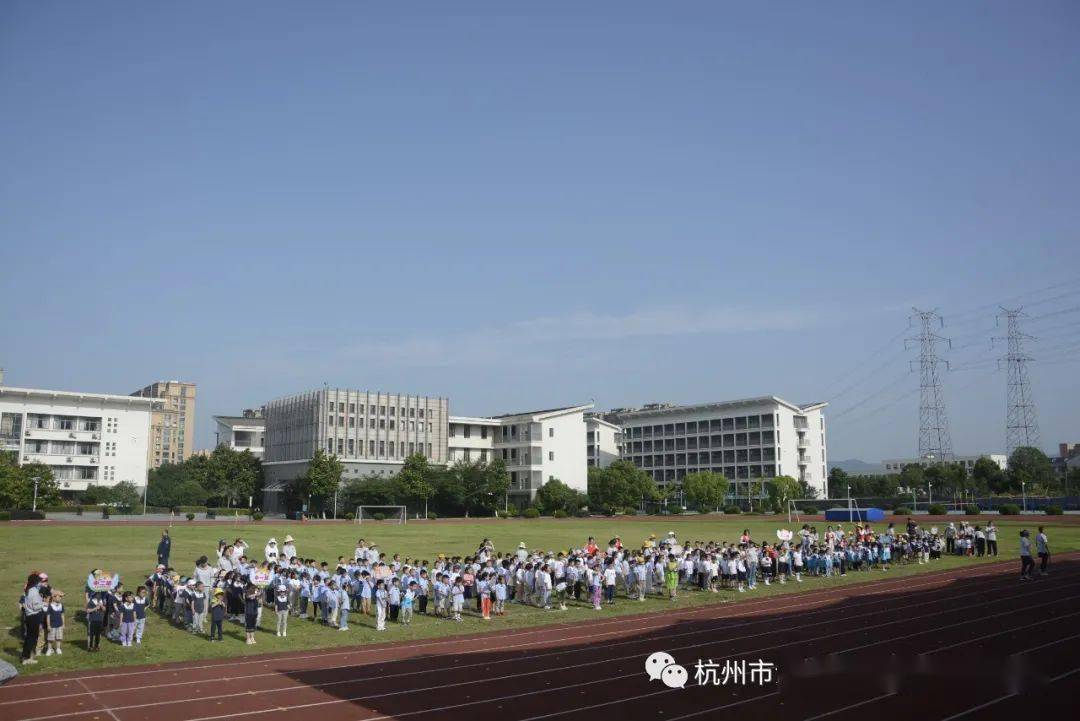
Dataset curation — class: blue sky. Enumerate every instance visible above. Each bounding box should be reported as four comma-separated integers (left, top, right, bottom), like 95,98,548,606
2,2,1078,461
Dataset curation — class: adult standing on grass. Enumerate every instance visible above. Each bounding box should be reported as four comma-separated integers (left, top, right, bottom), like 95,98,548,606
1036,526,1050,576
21,573,45,665
986,521,998,557
157,530,171,567
1019,529,1035,581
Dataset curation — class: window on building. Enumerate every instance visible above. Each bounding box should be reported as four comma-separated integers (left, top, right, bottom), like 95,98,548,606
419,409,425,418
480,426,488,439
389,406,395,416
549,451,554,461
464,425,471,439
449,424,455,438
348,439,355,454
327,439,334,452
369,440,375,456
328,415,334,426
548,427,553,437
379,441,385,456
427,443,432,456
389,420,395,430
379,419,386,429
337,439,344,455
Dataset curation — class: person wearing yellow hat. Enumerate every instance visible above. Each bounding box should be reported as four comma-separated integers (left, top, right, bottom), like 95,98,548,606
209,587,226,642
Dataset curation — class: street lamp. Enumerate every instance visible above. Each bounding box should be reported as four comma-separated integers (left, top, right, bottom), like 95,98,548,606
31,476,40,512
1022,481,1027,512
928,482,933,508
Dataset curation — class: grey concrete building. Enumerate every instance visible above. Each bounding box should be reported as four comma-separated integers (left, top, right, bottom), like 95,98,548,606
261,388,448,513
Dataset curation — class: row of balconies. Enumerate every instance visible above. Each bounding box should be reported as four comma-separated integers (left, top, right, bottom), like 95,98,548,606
25,429,101,440
23,454,100,465
621,435,777,452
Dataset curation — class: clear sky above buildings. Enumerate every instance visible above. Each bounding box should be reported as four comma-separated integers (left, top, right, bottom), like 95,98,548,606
2,2,1078,462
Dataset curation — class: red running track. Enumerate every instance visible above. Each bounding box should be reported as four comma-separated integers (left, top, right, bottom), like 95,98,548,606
2,554,1077,721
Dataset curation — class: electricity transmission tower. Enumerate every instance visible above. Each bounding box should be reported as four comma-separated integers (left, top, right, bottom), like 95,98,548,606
996,307,1040,457
907,308,953,461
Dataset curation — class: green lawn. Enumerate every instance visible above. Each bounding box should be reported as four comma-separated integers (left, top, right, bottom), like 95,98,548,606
2,517,1076,674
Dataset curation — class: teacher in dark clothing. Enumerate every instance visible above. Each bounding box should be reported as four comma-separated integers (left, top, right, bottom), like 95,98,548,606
21,573,44,665
157,530,171,567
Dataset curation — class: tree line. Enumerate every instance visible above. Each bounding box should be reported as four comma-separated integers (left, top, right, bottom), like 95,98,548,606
827,446,1076,501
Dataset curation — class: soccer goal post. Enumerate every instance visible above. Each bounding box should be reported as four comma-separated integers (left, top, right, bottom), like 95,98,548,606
355,505,407,525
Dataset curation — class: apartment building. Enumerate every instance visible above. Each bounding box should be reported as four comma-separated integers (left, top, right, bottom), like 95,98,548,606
604,397,829,500
262,388,448,512
213,409,265,459
131,380,196,468
586,414,620,468
448,404,592,505
1,385,154,492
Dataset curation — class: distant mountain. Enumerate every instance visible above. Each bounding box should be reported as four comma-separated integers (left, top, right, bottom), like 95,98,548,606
828,458,882,475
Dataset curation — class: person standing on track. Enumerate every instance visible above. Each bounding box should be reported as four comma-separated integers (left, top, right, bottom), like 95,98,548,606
1019,529,1035,581
1036,526,1050,576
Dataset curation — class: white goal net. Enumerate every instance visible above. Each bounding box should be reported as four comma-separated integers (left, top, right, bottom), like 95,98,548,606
355,505,407,525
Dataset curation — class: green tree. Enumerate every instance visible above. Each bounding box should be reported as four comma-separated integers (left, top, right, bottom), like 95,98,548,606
1008,446,1057,494
534,478,587,515
201,447,262,507
898,464,925,490
447,459,510,516
827,467,849,498
765,475,802,512
682,471,728,512
972,456,1006,494
395,453,437,516
587,460,658,513
0,456,60,509
297,449,344,515
342,473,399,508
147,462,208,507
108,481,142,509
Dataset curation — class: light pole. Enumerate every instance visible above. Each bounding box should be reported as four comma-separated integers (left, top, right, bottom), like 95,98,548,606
928,482,933,508
1021,481,1026,512
31,476,40,512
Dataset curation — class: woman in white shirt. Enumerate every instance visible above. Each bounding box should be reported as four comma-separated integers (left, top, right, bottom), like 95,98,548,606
1019,530,1034,581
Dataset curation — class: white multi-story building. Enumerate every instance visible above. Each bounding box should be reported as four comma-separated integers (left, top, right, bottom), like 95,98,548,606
449,404,592,506
604,397,828,500
213,409,265,459
880,454,1007,475
586,414,620,468
262,388,448,512
0,385,155,492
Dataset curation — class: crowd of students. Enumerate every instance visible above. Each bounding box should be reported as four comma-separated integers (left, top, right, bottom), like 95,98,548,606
17,519,1052,665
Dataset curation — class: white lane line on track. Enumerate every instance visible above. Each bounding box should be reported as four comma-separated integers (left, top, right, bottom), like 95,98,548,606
1010,631,1080,657
6,554,1044,690
831,585,1080,656
665,692,781,721
801,692,898,721
20,569,1072,721
9,565,1046,719
73,680,121,721
918,611,1080,656
938,692,1018,721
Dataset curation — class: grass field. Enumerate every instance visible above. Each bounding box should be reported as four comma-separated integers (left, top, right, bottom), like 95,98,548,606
3,516,1077,675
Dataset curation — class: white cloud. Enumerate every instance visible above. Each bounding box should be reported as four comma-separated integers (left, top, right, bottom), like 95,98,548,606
351,304,823,368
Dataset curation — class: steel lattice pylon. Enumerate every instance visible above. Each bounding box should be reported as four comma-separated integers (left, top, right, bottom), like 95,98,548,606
997,307,1040,457
907,308,953,462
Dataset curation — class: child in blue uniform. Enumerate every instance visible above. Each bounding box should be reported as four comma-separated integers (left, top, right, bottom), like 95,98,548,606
45,591,64,656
